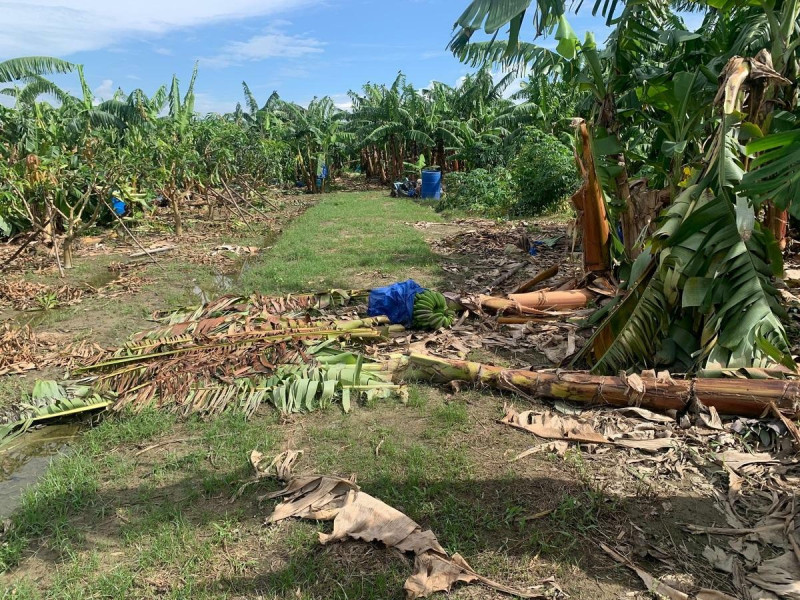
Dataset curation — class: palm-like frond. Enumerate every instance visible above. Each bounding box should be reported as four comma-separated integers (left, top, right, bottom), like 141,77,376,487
77,292,401,418
592,104,793,374
242,81,259,116
740,130,800,216
0,56,74,83
0,381,110,449
15,75,71,106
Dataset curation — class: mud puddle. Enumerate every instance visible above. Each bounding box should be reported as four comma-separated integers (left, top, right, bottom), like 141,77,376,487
0,424,83,519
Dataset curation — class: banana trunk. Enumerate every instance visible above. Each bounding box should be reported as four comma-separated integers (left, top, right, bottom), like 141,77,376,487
406,353,800,418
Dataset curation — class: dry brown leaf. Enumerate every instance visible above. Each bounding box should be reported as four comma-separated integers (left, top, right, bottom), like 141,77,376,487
263,456,539,599
251,449,303,481
601,543,738,600
718,451,780,474
501,408,607,444
615,406,675,424
510,442,570,461
501,407,676,452
747,552,800,599
730,539,762,567
699,406,724,430
704,545,735,573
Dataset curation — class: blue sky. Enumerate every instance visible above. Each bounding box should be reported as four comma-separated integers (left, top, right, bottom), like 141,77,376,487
0,1,654,113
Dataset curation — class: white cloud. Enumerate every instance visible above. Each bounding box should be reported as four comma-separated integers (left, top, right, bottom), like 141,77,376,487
0,0,320,57
193,92,237,115
330,93,351,111
154,47,173,56
93,78,114,100
205,27,324,67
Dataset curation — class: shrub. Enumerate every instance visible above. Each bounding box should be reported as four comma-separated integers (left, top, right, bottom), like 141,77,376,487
438,167,514,217
511,128,580,216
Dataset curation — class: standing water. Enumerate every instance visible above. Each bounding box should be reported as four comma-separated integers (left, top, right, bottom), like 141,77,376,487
0,424,83,519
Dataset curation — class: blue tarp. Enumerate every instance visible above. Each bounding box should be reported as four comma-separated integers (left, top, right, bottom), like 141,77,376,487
367,279,425,327
111,197,127,216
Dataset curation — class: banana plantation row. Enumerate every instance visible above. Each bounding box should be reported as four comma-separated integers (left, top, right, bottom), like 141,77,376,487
0,58,571,264
3,0,800,379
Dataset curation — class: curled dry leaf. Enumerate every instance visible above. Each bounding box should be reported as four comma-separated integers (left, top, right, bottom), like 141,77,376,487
747,552,800,599
250,449,304,482
262,453,539,599
500,407,677,452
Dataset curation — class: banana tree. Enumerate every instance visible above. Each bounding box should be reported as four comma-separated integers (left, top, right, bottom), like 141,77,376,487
278,97,350,193
591,54,793,373
348,74,433,182
450,0,800,374
155,64,199,235
0,57,73,84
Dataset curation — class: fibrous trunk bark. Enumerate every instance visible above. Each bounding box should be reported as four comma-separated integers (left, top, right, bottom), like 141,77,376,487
765,202,789,250
171,194,183,237
615,158,637,258
479,289,594,314
573,122,610,272
406,354,800,418
62,237,74,269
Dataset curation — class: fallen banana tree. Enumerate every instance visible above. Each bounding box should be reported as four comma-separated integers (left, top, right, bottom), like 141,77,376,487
150,289,371,329
403,354,800,418
76,315,405,417
479,289,594,315
0,308,407,449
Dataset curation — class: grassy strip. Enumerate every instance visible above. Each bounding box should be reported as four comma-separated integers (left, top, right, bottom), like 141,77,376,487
240,192,444,293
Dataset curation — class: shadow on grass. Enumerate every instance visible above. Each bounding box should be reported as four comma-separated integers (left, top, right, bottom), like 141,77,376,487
2,458,732,599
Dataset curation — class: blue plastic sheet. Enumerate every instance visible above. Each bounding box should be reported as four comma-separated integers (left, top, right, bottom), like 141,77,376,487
367,279,425,326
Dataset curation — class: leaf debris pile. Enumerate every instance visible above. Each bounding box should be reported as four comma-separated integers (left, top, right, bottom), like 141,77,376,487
499,399,799,599
75,293,402,418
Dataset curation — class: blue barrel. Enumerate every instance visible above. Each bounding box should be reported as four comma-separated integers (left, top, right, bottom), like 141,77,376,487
421,169,442,199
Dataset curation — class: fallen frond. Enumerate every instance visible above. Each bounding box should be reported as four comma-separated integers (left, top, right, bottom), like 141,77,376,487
75,303,404,417
0,381,110,449
259,451,539,599
153,289,370,324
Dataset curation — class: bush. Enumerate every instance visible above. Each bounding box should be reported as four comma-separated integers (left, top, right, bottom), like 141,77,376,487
511,128,580,216
438,167,514,217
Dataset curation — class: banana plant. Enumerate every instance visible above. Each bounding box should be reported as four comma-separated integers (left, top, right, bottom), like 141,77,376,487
277,97,350,193
450,0,800,374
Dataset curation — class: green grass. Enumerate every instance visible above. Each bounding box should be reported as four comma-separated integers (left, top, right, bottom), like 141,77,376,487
240,192,444,293
0,409,176,572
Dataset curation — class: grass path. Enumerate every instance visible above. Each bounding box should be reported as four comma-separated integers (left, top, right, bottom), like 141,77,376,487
240,192,444,293
0,191,654,599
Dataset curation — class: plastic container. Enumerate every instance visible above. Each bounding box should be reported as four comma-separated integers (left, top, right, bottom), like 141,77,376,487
421,169,442,200
111,197,127,216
